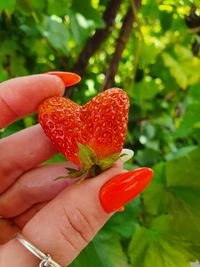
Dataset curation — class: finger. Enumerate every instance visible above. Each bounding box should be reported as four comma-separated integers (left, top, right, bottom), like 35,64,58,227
0,123,72,193
3,165,153,266
14,202,47,229
0,125,58,193
0,74,65,129
0,203,47,245
0,218,20,245
0,162,77,218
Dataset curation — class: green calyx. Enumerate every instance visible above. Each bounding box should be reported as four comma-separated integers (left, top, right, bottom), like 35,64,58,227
57,143,120,183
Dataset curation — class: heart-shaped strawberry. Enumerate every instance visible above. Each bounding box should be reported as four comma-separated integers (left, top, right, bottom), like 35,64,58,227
38,88,129,179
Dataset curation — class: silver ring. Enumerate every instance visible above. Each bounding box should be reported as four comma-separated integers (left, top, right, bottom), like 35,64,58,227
16,233,63,267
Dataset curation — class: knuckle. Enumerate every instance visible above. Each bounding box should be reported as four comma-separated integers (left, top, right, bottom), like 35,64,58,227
0,93,19,118
18,179,36,205
62,206,95,245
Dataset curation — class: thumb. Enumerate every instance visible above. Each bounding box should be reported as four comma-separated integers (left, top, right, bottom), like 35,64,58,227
2,163,153,266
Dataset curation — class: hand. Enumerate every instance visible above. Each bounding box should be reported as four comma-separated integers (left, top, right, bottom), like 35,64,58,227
0,73,153,266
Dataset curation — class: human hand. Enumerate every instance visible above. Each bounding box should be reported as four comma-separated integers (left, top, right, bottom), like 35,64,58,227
0,73,153,266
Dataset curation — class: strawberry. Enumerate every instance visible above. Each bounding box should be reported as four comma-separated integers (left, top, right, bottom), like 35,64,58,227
38,88,130,180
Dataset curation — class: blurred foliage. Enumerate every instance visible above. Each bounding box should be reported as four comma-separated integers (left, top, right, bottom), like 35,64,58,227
0,0,200,266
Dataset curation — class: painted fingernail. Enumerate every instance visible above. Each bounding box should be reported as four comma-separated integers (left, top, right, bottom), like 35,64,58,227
46,71,81,87
99,168,154,213
120,148,134,163
117,206,125,212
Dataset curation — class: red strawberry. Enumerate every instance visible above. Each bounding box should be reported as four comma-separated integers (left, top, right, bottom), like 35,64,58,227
38,88,129,180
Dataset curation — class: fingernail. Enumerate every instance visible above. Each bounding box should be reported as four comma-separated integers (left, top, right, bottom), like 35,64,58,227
120,148,134,163
99,168,154,213
117,206,125,212
46,71,81,87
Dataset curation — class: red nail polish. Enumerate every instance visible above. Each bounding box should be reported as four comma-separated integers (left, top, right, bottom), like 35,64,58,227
99,168,154,213
47,71,81,87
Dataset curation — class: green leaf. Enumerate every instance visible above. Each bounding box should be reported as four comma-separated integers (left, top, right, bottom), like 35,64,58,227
143,162,168,215
45,153,66,163
193,0,200,8
99,0,108,5
162,52,187,89
10,53,28,76
135,148,162,166
139,41,160,68
150,214,173,234
165,146,197,161
42,16,69,54
16,0,45,14
68,10,95,46
144,148,200,247
47,0,70,17
0,0,16,11
165,147,200,244
175,103,200,137
132,78,159,105
70,231,129,267
141,0,160,20
0,120,24,138
128,226,192,267
0,65,9,82
160,10,173,32
104,198,141,238
23,116,35,128
71,0,105,29
175,83,200,137
189,83,200,102
162,45,200,89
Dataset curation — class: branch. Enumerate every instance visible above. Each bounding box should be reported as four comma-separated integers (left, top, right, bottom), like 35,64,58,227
185,5,200,56
102,0,141,90
72,0,123,75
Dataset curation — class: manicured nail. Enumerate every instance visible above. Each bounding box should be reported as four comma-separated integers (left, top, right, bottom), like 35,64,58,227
99,168,154,213
47,71,81,87
120,148,134,163
117,206,125,212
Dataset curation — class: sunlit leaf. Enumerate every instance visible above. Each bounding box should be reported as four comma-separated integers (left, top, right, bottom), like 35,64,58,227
162,45,200,89
68,10,94,45
0,0,16,11
128,225,192,267
42,16,69,54
139,41,160,68
70,231,130,267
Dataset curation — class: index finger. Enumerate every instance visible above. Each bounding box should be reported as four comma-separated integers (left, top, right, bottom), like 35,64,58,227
0,73,79,129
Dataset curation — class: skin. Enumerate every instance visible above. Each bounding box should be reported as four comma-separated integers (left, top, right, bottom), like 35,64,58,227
0,75,126,266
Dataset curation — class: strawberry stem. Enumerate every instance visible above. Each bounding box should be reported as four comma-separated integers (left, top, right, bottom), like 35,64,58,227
55,144,121,183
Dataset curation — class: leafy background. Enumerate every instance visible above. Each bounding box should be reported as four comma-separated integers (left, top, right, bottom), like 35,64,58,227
0,0,200,266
